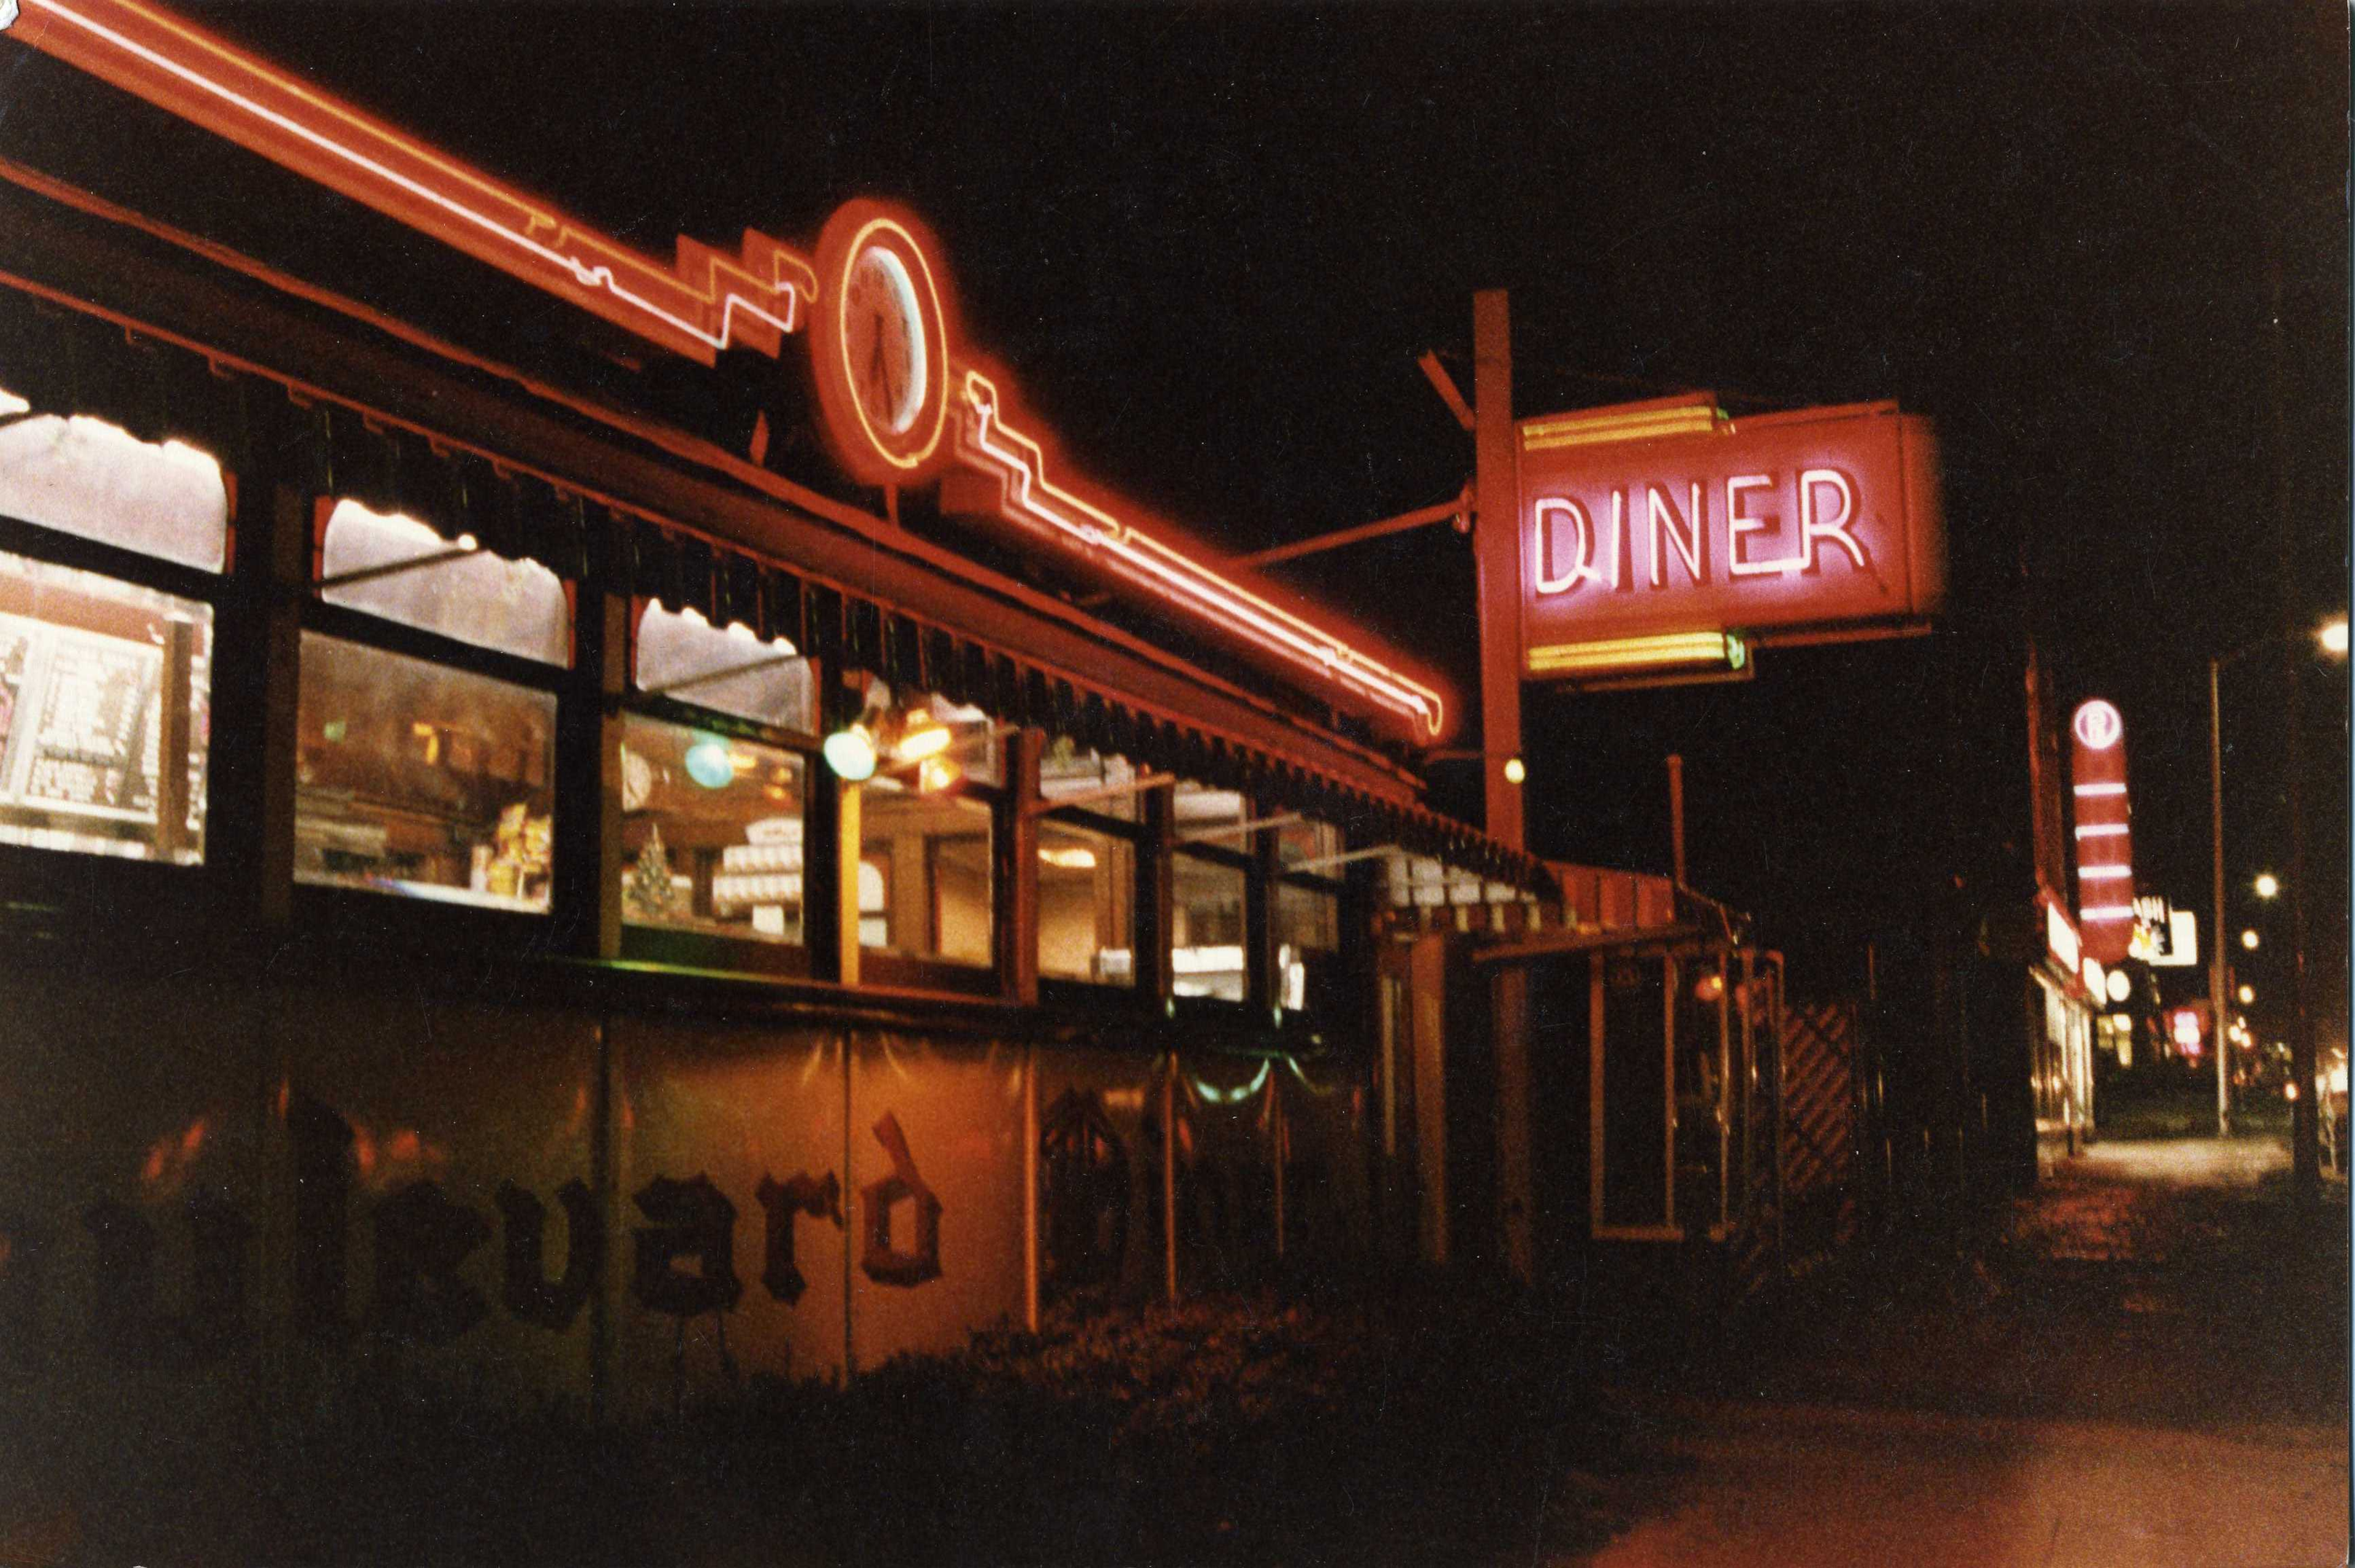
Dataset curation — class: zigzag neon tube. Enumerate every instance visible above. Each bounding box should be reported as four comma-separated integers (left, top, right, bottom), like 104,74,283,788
956,370,1448,739
14,0,815,364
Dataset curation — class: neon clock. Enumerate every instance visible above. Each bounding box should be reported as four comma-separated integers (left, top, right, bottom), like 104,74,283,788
809,200,952,486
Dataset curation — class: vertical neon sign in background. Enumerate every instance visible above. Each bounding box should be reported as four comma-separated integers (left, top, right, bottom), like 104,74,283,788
2069,698,2136,964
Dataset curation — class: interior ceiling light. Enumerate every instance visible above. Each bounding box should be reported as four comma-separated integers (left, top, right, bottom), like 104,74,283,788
896,707,952,762
823,683,891,782
1038,844,1098,871
683,733,737,790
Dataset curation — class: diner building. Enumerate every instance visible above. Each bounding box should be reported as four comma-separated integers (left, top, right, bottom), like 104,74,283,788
0,0,1567,1421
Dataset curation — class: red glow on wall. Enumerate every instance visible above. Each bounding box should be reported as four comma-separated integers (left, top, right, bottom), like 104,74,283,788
1516,400,1945,678
12,0,818,364
944,365,1453,742
7,0,1460,744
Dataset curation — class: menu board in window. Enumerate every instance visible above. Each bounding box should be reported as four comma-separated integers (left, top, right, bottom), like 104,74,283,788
0,611,165,822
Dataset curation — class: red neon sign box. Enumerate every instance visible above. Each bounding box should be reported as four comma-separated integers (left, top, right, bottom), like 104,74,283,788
1517,400,1944,679
2069,698,2136,964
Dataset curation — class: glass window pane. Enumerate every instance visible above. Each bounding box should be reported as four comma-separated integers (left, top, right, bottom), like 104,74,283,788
0,549,209,862
1275,883,1340,1013
1039,738,1138,821
1276,817,1343,873
320,500,570,666
869,683,1000,788
295,631,555,912
619,711,806,945
0,408,229,572
633,601,813,733
1037,820,1135,985
1172,779,1245,841
1172,852,1246,1002
859,786,993,968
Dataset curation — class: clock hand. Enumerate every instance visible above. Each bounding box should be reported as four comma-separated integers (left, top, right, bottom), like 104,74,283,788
867,316,897,411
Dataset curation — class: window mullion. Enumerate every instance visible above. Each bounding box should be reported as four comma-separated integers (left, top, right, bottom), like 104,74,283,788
1000,728,1041,1005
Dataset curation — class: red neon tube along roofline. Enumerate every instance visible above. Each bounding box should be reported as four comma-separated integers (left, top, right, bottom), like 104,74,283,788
6,0,1454,744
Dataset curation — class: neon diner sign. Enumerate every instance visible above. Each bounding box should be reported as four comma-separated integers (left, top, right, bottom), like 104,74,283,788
7,0,1450,742
1514,399,1945,682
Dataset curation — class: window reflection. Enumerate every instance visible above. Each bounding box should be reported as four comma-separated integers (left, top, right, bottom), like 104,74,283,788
0,550,210,863
1037,819,1135,985
1040,738,1138,820
294,632,555,911
1172,852,1246,1001
1276,817,1342,873
0,407,228,572
320,500,570,666
1275,883,1339,1013
619,712,805,944
860,785,993,968
1172,779,1245,836
878,684,1000,788
634,601,812,733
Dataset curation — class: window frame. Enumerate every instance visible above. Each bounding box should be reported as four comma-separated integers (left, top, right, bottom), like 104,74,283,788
0,408,1384,1023
1268,807,1352,1023
287,494,574,947
855,767,1006,997
0,495,229,900
615,595,821,979
1169,835,1255,1016
1034,793,1149,1004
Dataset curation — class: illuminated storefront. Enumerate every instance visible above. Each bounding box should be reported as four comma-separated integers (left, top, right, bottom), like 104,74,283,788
0,0,1549,1416
2033,896,2099,1152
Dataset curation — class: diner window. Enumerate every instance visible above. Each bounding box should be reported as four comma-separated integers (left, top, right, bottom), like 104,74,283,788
293,632,555,912
634,601,813,733
1172,778,1246,836
1035,734,1146,991
890,685,1001,788
1040,738,1138,820
1172,852,1247,1002
0,407,229,572
1274,882,1341,1013
0,550,211,864
1275,817,1343,875
1037,819,1137,986
319,500,569,666
619,712,806,946
860,786,994,969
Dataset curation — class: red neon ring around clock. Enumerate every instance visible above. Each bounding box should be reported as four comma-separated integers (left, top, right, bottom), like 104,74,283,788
811,200,955,486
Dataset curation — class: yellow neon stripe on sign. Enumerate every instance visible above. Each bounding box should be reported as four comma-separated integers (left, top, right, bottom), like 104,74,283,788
1526,632,1743,675
1520,408,1725,452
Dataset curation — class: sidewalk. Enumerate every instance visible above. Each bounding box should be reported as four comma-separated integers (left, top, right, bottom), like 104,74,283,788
1563,1133,2351,1566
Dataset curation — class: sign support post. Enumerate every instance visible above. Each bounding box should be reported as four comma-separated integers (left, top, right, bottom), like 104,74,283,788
1472,291,1535,1283
1472,289,1525,852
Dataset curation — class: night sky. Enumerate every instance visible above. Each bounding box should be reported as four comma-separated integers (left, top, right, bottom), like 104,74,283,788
15,3,2349,1006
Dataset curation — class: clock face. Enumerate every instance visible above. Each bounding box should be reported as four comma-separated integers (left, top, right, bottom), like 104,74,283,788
845,247,928,439
809,202,952,486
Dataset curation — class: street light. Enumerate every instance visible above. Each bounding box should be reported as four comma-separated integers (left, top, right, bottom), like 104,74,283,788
2238,983,2256,1005
2208,612,2346,1186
